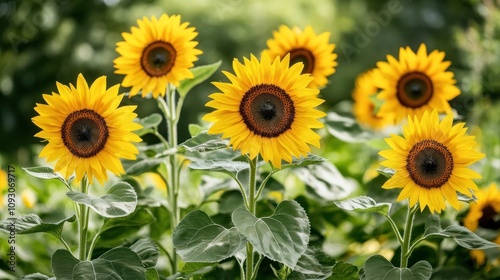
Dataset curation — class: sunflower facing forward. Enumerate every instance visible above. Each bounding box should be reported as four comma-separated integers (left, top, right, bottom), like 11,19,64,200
203,53,326,168
379,110,484,213
114,14,202,98
374,44,460,123
32,74,142,184
264,25,337,89
352,69,394,130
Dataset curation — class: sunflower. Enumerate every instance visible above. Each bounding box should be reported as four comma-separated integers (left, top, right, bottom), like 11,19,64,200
114,14,202,98
379,110,484,213
203,52,326,168
463,183,500,266
352,69,394,130
32,74,143,184
374,43,460,123
264,25,337,89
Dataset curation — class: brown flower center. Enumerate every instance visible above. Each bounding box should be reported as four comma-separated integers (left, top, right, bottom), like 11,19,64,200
141,41,176,77
478,205,500,230
397,72,433,108
289,48,315,74
61,109,108,158
239,84,295,138
406,139,454,189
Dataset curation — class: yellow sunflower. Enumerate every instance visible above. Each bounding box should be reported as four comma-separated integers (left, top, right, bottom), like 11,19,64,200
264,25,337,89
379,110,484,214
32,74,143,184
203,52,326,168
463,183,500,266
374,43,460,123
114,14,202,98
352,69,394,130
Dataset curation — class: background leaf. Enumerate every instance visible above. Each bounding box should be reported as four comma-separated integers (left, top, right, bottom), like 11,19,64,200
51,249,79,280
72,247,146,280
363,255,432,280
335,196,391,217
178,61,222,97
66,182,137,218
232,200,310,269
0,214,75,239
134,113,163,137
426,225,500,249
324,112,373,143
178,132,229,153
129,238,160,269
173,210,246,262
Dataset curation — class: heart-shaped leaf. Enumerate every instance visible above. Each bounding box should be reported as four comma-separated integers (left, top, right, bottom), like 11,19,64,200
72,247,146,280
335,196,391,217
363,255,432,280
134,113,162,137
67,182,137,218
232,200,310,269
426,225,500,249
173,210,246,262
0,214,75,239
101,207,155,233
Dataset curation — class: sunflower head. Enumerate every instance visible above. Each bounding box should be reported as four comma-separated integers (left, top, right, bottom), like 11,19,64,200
463,183,500,266
32,74,143,184
352,69,394,130
264,25,337,89
203,52,326,168
379,110,485,214
374,43,460,123
114,14,203,98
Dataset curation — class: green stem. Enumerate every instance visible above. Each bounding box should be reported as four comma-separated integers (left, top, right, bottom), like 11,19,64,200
246,156,258,280
254,171,274,203
385,214,404,245
78,176,90,261
58,236,72,253
400,204,419,268
87,229,102,261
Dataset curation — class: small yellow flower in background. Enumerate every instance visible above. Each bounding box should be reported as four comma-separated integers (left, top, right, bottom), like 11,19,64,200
463,183,500,266
264,25,337,89
114,14,203,98
379,110,484,214
139,172,167,191
32,74,143,184
21,189,36,209
352,69,394,130
0,169,6,208
203,52,326,168
374,43,460,123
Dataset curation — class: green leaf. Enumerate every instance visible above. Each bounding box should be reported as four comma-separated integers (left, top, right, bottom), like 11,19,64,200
423,215,441,236
288,248,335,280
0,214,75,239
363,255,432,280
335,196,391,217
51,249,79,280
134,113,163,137
67,182,137,218
130,238,159,269
23,166,72,189
232,200,310,269
178,61,222,97
145,268,160,280
101,207,155,233
457,191,477,203
324,112,372,143
278,154,326,171
296,161,355,201
173,210,246,262
329,261,359,280
72,247,146,280
189,160,249,178
426,225,500,249
181,262,217,277
377,168,395,179
178,132,229,153
188,124,204,137
124,157,167,176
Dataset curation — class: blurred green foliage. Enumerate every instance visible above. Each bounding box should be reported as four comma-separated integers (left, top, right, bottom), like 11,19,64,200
1,0,498,166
